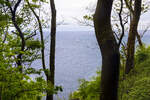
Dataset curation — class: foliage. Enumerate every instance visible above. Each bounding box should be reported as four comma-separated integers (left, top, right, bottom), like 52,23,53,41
71,46,150,100
0,0,62,99
0,66,46,100
118,46,150,100
135,46,150,64
0,27,62,100
70,71,100,100
0,31,52,100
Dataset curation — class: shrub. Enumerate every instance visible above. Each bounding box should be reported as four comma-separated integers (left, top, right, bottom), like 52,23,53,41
72,46,150,100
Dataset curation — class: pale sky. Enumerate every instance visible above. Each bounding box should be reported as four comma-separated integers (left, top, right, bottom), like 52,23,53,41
54,0,96,31
46,0,150,31
55,0,95,22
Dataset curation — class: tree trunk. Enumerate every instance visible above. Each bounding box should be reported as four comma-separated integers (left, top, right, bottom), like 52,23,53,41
7,0,25,72
125,0,142,74
27,1,50,99
47,0,56,100
26,0,48,76
94,0,120,100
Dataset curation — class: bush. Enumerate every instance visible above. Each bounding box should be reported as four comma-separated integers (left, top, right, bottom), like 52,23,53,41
72,46,150,100
70,71,100,100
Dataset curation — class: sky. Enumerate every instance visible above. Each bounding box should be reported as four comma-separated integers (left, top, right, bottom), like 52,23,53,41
54,0,96,31
55,0,95,22
46,0,150,31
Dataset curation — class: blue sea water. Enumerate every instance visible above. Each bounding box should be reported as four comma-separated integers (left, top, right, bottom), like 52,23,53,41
32,31,101,100
54,31,101,99
31,30,150,100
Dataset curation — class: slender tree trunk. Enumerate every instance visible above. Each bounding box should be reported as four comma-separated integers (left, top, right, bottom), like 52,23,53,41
47,0,56,100
27,1,51,99
94,0,120,100
124,0,143,47
7,0,25,72
26,0,47,75
125,0,142,74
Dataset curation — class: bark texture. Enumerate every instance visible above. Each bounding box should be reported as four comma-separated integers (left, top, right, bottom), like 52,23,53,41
47,0,56,100
125,0,142,74
93,0,120,100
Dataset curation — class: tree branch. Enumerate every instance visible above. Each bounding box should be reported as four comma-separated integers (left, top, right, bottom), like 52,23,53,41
118,0,125,47
124,0,134,13
6,0,25,71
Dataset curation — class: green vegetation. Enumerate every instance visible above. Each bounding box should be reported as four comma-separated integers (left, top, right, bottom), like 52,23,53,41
0,0,149,99
70,72,100,100
0,0,61,99
0,31,59,100
71,46,150,100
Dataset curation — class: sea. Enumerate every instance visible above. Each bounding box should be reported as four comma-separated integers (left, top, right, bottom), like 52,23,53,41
31,30,150,100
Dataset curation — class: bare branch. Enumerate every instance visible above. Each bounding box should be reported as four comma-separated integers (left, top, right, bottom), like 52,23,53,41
25,31,37,40
13,0,22,14
124,0,134,14
73,17,94,27
141,25,150,38
118,0,125,47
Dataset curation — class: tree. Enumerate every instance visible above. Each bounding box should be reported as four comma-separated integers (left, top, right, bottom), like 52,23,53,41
26,0,51,99
47,0,57,100
24,0,60,99
93,0,120,100
0,0,62,99
125,0,142,74
0,11,50,100
5,0,25,72
77,0,149,75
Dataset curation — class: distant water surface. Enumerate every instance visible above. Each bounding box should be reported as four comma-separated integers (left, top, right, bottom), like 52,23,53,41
32,31,101,100
32,30,150,100
55,31,101,99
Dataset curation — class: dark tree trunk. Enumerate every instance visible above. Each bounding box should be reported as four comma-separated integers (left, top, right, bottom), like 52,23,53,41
47,0,56,100
93,0,120,100
125,0,142,74
26,0,47,76
27,1,51,99
7,0,25,72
